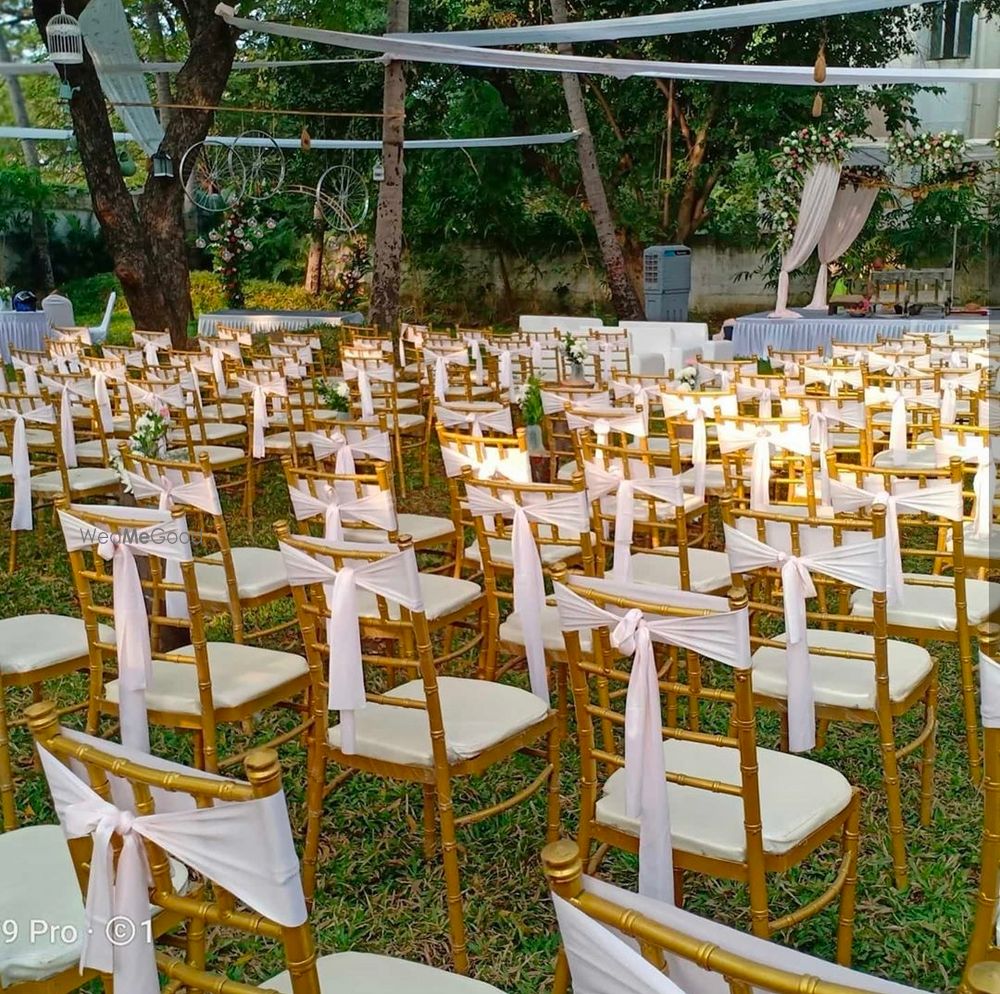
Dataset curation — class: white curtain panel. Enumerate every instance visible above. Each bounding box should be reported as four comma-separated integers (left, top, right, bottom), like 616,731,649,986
771,162,842,319
807,185,880,311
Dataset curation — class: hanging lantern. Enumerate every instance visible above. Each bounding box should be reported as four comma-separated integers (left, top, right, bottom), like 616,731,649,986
46,2,84,65
813,44,827,84
372,159,385,182
118,149,137,177
151,150,174,178
57,80,78,102
812,91,824,118
300,126,312,151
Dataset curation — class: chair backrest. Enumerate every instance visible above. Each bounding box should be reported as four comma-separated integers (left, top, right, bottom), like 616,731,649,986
41,292,75,329
542,840,929,994
27,704,323,994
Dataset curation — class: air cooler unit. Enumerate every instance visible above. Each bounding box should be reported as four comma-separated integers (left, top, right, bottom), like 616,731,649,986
643,244,691,321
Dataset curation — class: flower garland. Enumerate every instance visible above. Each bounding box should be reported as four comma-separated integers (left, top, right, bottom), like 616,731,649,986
889,130,967,182
196,210,276,309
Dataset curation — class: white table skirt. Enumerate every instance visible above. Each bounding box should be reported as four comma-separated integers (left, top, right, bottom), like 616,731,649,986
0,312,50,361
197,311,345,337
730,311,991,358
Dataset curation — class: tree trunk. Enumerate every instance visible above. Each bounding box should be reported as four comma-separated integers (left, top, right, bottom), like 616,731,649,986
369,0,408,332
33,0,236,347
305,197,326,295
549,0,643,321
0,30,54,294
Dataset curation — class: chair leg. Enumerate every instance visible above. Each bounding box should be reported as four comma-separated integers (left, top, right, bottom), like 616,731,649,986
551,947,571,994
835,793,862,967
301,747,328,900
877,713,908,889
956,631,982,777
435,779,469,974
421,783,437,858
0,682,17,831
7,528,16,573
545,729,563,844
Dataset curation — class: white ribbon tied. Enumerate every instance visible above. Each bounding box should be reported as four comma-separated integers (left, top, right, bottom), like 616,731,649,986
0,404,56,529
935,436,996,540
305,429,392,476
237,376,287,458
439,443,531,482
288,482,396,541
435,404,513,437
717,423,811,511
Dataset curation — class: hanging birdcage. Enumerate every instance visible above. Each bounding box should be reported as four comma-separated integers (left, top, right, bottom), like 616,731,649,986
46,3,84,65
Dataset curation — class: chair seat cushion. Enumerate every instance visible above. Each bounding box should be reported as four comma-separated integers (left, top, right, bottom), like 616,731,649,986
342,513,456,545
465,538,580,567
629,548,731,594
267,951,505,993
596,739,853,863
751,629,933,709
327,676,549,766
24,427,55,447
851,574,1000,630
680,464,725,492
170,422,246,443
0,455,10,478
500,604,593,654
361,412,425,429
194,547,289,603
955,523,1000,563
0,615,114,676
357,574,480,622
105,642,308,716
71,439,110,463
0,825,84,984
262,431,311,452
31,467,120,494
202,402,247,421
556,460,578,482
872,447,938,469
167,444,245,468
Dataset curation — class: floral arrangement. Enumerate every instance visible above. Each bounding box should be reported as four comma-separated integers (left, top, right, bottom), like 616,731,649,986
518,375,544,426
196,210,276,309
676,364,698,390
109,404,172,490
315,378,351,413
563,332,589,367
0,284,12,303
889,130,967,181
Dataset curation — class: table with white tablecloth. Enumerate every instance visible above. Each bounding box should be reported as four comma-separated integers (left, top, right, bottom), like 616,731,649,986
197,310,363,337
730,310,994,357
0,311,50,361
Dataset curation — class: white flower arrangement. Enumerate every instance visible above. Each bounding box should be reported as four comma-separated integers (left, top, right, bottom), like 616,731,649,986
316,378,351,413
109,404,172,490
676,365,698,390
564,333,589,366
889,130,967,181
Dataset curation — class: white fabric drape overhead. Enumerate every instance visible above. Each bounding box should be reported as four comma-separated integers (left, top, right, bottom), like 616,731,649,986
806,184,880,311
80,0,165,156
771,163,842,318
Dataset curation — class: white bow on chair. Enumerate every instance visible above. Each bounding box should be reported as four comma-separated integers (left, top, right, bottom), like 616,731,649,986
610,380,654,411
769,357,800,380
127,381,186,414
278,539,423,752
724,524,886,752
342,361,395,419
440,443,531,483
435,404,513,437
553,577,751,900
716,422,812,511
464,337,485,385
866,354,911,378
828,478,962,605
808,402,866,503
487,342,530,392
803,365,862,398
465,484,590,699
11,355,42,396
288,482,397,541
58,507,193,754
237,376,287,458
40,375,97,469
0,403,56,530
305,428,392,476
735,383,777,419
939,369,982,426
38,737,307,994
584,461,685,582
935,435,997,540
425,348,470,404
566,409,647,452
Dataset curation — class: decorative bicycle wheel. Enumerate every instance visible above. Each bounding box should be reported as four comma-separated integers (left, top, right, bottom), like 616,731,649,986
316,164,370,233
234,129,285,202
180,140,246,212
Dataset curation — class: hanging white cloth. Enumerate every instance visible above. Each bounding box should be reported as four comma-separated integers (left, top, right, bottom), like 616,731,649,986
716,422,812,510
439,442,532,482
92,371,116,435
38,737,306,994
435,404,513,436
128,381,187,414
935,434,996,540
278,538,423,752
0,403,56,530
465,484,590,699
806,184,879,311
304,428,392,475
342,361,395,419
287,482,397,541
583,461,685,581
724,523,886,751
828,478,962,605
237,376,287,458
464,337,485,385
770,162,842,318
58,506,193,754
554,576,751,900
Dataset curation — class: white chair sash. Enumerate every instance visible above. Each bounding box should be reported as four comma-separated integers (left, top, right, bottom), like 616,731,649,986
487,342,530,391
342,361,395,419
828,478,962,605
0,403,56,530
610,380,654,411
425,347,470,403
288,482,396,541
92,371,116,434
735,382,776,419
464,337,485,385
237,376,287,458
38,739,306,994
128,381,186,413
439,442,531,482
808,402,866,502
803,365,862,396
724,524,886,752
41,374,97,468
11,355,41,395
566,409,647,447
554,577,751,900
939,369,982,425
465,484,590,699
981,650,1000,729
305,429,392,476
935,435,996,539
584,461,685,581
278,539,423,752
434,404,513,437
58,506,193,753
716,423,811,511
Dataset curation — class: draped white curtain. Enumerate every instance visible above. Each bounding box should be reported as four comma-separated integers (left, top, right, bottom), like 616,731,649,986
770,162,842,319
806,184,880,311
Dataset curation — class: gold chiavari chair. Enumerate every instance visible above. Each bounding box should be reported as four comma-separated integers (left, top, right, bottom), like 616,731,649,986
553,569,861,964
279,529,561,975
61,501,315,773
123,449,293,644
962,621,1000,994
723,498,937,889
279,327,331,378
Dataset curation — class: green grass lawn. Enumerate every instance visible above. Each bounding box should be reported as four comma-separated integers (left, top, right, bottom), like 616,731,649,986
0,448,987,993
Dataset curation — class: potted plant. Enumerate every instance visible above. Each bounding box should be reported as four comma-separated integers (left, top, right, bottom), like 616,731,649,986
519,375,545,454
563,332,589,384
315,377,352,420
